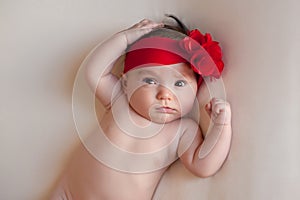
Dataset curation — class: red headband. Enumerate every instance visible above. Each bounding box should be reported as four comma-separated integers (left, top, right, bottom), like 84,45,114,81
124,29,224,85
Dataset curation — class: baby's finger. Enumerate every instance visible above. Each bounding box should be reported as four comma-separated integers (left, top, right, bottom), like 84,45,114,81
129,19,151,29
140,22,164,29
152,22,164,28
141,18,150,22
212,112,218,120
205,102,212,117
211,97,224,104
136,19,150,26
206,101,211,109
214,101,227,114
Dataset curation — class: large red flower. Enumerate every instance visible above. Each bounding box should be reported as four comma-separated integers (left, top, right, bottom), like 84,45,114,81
180,29,224,78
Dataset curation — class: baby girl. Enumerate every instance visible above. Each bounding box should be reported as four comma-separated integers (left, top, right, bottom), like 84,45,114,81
50,15,232,200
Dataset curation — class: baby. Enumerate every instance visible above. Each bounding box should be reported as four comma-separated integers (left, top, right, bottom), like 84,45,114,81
51,16,232,200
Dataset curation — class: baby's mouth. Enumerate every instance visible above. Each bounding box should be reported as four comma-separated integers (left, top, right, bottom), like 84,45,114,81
155,106,177,114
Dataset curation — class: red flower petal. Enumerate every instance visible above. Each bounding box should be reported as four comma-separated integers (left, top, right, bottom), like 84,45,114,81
179,29,225,78
189,29,205,44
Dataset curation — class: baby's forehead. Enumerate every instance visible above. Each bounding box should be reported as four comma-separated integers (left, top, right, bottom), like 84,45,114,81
130,63,194,77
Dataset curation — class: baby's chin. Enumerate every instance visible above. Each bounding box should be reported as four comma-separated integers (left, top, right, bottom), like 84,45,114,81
145,113,182,124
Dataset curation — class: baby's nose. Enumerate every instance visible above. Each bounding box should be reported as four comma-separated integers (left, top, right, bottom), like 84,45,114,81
156,86,173,101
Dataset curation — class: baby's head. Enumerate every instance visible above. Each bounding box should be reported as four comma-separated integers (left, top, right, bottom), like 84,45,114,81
122,15,224,123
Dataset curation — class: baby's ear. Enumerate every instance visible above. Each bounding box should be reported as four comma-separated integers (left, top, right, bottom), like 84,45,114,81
121,74,128,94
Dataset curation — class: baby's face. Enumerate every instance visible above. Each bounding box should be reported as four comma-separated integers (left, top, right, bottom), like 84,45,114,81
123,63,198,123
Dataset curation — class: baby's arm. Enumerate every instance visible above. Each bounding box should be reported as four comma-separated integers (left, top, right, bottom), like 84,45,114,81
85,19,164,106
179,98,232,177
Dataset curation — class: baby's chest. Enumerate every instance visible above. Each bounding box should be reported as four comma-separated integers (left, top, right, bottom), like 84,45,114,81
112,133,180,172
104,130,181,173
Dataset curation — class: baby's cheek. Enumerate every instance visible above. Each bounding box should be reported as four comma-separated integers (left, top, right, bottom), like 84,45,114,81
178,96,196,115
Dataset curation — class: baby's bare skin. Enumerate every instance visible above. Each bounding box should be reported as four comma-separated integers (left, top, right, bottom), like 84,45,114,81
52,95,200,200
58,142,166,200
50,19,232,200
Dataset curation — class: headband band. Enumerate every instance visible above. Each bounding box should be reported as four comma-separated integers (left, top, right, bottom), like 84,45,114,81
124,29,224,85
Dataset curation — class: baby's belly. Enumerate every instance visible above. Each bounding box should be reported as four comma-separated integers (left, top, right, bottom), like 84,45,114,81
61,144,167,200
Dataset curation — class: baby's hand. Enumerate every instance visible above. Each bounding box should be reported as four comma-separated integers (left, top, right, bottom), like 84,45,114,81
205,98,231,125
121,19,164,45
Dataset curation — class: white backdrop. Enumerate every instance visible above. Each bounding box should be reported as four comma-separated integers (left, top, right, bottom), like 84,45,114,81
1,0,299,199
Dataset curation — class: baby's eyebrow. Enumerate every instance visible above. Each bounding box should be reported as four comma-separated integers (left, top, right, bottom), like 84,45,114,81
172,71,192,80
138,69,194,81
138,70,159,76
173,73,186,79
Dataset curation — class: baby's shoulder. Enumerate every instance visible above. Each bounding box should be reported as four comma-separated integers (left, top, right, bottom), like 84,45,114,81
168,118,199,136
178,117,199,127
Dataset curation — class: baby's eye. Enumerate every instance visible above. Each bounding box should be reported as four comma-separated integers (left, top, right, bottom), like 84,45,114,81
174,80,186,87
143,78,157,85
